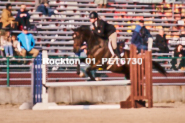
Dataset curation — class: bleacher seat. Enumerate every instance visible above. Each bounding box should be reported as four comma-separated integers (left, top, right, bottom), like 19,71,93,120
0,0,184,56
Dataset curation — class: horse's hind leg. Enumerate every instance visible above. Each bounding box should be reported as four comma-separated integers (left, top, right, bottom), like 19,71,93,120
86,67,96,81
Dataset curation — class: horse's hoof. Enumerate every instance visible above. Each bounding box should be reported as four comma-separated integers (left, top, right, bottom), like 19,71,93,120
79,72,85,77
95,77,101,81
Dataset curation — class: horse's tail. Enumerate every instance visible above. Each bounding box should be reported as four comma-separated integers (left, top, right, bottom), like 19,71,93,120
152,61,167,76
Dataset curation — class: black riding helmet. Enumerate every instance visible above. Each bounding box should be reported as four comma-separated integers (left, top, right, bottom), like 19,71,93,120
89,11,98,19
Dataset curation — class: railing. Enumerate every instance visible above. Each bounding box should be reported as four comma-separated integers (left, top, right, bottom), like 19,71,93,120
0,56,34,87
1,55,185,87
0,0,185,86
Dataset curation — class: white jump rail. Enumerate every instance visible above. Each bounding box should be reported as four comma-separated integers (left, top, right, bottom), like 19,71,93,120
46,80,130,87
48,105,120,110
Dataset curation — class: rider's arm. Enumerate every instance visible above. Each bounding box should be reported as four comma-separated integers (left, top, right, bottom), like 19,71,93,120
93,20,105,37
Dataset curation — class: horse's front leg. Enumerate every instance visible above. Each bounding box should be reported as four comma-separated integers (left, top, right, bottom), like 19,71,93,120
86,66,96,81
76,62,80,75
86,60,101,81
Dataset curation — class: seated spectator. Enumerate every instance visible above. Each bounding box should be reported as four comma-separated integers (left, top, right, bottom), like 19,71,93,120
0,30,14,58
155,30,169,53
17,26,39,61
1,4,15,28
94,0,107,8
36,1,56,17
0,30,5,57
171,44,185,70
15,5,30,28
12,35,22,56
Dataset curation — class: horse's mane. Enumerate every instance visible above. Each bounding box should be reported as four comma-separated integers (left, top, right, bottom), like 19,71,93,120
76,25,91,33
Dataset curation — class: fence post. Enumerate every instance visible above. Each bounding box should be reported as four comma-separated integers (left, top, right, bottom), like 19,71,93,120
33,53,43,105
7,57,10,87
31,59,34,106
42,50,48,103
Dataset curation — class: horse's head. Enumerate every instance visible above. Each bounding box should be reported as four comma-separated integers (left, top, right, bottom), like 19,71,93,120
72,26,91,53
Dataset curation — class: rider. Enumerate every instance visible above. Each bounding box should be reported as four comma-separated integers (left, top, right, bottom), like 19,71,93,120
89,11,121,58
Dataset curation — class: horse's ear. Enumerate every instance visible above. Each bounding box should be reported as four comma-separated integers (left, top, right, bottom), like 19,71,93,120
71,28,76,32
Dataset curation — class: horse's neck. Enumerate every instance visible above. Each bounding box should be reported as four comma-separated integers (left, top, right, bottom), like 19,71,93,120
84,32,98,50
88,36,108,56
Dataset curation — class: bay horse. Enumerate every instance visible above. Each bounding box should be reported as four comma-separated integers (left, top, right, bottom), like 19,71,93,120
72,26,166,81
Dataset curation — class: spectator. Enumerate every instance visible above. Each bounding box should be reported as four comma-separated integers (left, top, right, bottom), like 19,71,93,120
155,30,169,53
36,1,56,17
131,20,152,52
0,30,14,57
16,5,30,28
1,4,15,28
17,26,39,61
94,0,107,8
171,44,185,70
0,30,5,57
12,35,22,56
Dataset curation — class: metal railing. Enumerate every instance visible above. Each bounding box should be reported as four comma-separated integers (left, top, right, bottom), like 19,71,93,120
0,56,34,87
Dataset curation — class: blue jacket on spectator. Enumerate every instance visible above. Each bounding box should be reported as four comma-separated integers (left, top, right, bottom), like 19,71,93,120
36,4,55,17
17,32,35,52
15,10,30,21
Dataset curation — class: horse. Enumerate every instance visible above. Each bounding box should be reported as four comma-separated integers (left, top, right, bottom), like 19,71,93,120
72,25,166,81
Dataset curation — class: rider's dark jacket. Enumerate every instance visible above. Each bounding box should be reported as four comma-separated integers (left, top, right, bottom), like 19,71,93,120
92,19,116,39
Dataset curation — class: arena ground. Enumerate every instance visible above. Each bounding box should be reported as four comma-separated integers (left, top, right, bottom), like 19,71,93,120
0,103,185,123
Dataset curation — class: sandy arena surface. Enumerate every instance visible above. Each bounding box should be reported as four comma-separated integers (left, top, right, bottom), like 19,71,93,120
0,103,185,123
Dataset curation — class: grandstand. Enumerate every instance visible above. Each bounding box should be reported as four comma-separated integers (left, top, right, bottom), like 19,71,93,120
0,0,185,86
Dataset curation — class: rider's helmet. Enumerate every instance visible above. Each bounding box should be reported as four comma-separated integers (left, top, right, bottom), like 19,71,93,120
89,11,98,19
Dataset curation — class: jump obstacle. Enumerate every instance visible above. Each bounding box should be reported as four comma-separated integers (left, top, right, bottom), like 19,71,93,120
120,44,153,108
19,44,153,110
